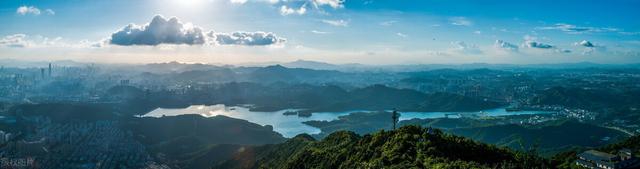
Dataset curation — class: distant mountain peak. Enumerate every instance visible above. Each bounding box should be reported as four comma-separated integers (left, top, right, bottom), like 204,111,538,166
263,64,288,70
282,60,339,70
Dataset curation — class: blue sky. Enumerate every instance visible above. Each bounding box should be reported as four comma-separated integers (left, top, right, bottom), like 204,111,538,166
1,0,639,64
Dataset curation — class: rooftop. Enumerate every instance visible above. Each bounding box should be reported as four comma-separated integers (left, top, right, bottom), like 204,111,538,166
579,150,617,161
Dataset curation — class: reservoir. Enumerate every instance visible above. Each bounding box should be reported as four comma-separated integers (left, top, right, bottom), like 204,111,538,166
144,105,553,137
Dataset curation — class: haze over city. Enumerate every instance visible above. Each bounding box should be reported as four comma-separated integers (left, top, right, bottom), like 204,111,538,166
1,1,640,169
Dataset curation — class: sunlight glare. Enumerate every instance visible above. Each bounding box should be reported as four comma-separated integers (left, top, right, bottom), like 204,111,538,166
174,0,206,7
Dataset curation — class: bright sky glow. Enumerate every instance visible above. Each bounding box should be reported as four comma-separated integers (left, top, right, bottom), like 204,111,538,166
1,0,639,64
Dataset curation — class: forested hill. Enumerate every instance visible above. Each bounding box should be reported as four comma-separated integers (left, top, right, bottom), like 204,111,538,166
214,125,549,169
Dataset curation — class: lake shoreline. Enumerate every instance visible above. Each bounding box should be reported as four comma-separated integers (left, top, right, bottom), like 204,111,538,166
143,104,555,138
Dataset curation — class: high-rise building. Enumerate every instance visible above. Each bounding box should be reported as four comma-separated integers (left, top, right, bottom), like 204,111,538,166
48,63,52,77
40,68,45,79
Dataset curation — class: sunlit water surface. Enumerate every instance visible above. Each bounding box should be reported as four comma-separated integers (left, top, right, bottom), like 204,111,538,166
144,105,552,137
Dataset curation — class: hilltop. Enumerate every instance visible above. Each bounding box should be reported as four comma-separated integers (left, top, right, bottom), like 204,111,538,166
215,125,549,169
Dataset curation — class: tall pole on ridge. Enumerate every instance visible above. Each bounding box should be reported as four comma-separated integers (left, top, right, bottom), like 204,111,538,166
392,108,400,130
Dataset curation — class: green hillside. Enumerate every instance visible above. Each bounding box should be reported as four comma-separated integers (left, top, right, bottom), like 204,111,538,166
215,125,549,169
448,120,628,155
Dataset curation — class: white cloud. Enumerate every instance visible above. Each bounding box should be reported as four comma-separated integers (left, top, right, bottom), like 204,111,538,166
574,40,606,55
537,23,619,34
230,0,248,4
523,41,554,49
538,23,640,36
494,40,518,51
451,41,482,54
380,20,397,26
321,19,348,27
16,6,41,15
109,15,285,46
311,0,345,9
620,32,640,36
449,17,472,26
0,34,101,48
110,15,206,46
575,40,595,47
16,6,54,16
520,38,574,54
41,37,63,46
310,30,330,34
45,9,55,15
521,35,556,49
209,31,286,46
0,34,29,48
280,5,306,15
396,32,407,38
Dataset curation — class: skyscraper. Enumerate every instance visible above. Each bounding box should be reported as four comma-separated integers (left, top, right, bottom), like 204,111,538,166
48,63,52,77
40,68,45,79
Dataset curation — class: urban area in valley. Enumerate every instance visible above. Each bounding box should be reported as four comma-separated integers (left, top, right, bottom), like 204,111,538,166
0,60,639,168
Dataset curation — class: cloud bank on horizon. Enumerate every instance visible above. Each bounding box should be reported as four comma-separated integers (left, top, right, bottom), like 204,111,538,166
0,0,639,64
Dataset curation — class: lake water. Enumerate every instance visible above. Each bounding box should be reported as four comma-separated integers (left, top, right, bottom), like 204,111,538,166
144,105,553,138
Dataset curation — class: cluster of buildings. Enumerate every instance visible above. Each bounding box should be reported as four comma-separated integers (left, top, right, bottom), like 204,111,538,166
0,119,153,169
0,63,116,103
525,105,598,122
576,149,639,169
0,130,16,145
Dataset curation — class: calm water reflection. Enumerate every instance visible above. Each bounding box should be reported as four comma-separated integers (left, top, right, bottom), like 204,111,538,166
144,105,553,138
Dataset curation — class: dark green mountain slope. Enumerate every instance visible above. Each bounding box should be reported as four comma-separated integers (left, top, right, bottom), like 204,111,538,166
126,114,287,168
446,120,628,156
215,125,549,169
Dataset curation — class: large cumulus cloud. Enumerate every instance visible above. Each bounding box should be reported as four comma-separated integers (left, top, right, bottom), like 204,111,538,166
110,15,206,46
109,15,285,46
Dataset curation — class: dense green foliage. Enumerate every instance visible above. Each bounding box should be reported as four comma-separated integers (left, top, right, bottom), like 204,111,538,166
400,117,493,129
599,135,640,153
126,114,286,168
127,114,285,146
216,125,549,169
305,112,625,156
303,111,393,138
448,120,628,155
